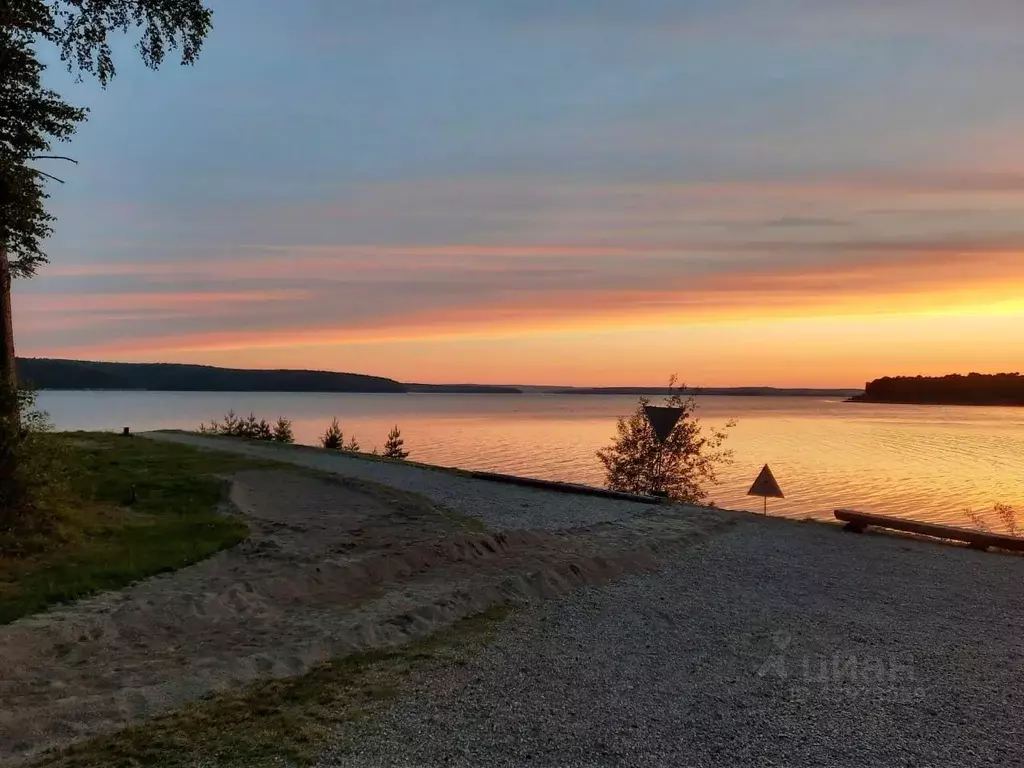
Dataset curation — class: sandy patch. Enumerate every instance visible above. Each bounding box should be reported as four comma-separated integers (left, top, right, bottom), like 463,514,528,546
0,470,736,765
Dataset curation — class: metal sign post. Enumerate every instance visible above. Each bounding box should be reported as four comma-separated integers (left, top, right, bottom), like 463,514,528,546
747,464,785,515
643,405,684,496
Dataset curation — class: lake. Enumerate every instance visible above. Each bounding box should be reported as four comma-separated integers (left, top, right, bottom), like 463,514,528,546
37,391,1024,526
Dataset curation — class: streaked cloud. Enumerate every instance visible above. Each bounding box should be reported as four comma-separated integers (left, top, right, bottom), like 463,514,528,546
19,0,1024,384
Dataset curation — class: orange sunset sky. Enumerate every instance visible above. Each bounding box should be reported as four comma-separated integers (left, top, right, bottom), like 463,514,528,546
15,2,1024,387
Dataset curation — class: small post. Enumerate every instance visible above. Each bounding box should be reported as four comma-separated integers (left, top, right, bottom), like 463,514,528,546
643,405,684,499
747,464,785,516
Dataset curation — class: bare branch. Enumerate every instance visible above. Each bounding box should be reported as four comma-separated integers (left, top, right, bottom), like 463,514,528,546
31,170,66,184
29,155,79,164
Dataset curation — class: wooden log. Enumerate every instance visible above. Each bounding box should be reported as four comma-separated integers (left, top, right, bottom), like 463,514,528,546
834,508,1024,552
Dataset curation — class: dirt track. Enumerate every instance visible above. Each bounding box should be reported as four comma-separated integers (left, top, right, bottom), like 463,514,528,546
0,469,736,765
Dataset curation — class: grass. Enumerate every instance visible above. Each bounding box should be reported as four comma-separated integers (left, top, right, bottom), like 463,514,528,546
1,432,488,625
0,432,274,624
32,604,513,768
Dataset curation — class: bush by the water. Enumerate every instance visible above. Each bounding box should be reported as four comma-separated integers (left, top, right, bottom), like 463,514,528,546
198,411,294,443
319,419,362,453
383,425,409,459
964,503,1020,537
199,411,408,458
597,376,734,503
321,418,345,450
0,389,69,555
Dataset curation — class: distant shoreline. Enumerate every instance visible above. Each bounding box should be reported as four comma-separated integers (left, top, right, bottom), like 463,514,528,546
848,396,1024,408
37,388,863,398
18,358,862,397
852,373,1024,407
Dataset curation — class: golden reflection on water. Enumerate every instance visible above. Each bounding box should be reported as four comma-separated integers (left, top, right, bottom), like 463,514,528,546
40,392,1024,526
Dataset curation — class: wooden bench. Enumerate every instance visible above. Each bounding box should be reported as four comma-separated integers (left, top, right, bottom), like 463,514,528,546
834,508,1024,553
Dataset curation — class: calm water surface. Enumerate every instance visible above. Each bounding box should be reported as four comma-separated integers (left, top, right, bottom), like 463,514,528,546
38,391,1024,525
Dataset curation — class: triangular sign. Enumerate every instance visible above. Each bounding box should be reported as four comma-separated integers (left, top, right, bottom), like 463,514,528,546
644,405,683,443
747,464,785,499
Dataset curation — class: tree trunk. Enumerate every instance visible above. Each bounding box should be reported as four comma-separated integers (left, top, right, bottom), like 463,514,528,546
0,247,15,397
0,246,19,516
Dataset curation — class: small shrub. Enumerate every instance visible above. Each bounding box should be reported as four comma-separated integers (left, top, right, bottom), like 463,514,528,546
597,375,734,502
383,425,409,459
222,409,241,436
0,388,69,555
272,417,294,444
199,411,282,443
321,418,344,450
964,504,1020,537
995,503,1019,538
199,409,240,437
254,418,273,441
343,435,361,453
237,413,272,440
964,507,992,533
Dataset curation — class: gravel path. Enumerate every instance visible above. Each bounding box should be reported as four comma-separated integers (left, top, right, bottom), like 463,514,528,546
321,517,1024,768
142,432,667,530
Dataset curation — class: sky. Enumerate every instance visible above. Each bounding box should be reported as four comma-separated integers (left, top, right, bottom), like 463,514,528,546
13,0,1024,387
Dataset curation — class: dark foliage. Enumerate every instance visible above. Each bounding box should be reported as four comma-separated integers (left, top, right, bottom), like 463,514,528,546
271,417,294,444
855,373,1024,406
964,503,1020,537
198,411,293,443
0,388,67,553
597,376,734,503
383,425,409,459
1,1,87,277
2,0,212,276
321,418,344,451
18,357,409,392
2,0,215,532
44,0,212,86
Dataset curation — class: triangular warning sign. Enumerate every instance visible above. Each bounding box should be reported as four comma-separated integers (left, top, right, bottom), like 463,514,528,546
747,464,785,499
643,405,683,443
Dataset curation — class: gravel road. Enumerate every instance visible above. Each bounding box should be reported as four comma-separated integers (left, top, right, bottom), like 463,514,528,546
142,432,668,530
321,517,1024,768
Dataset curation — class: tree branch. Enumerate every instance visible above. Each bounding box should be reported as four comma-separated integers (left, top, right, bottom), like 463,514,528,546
29,155,78,164
32,170,66,184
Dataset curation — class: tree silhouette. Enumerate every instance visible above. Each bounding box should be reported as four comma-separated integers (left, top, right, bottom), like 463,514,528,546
383,425,409,459
1,0,213,521
321,419,344,451
597,376,734,503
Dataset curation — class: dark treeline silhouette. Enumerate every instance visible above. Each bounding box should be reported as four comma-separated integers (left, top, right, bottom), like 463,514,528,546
551,386,862,397
15,358,523,394
851,373,1024,406
17,358,406,393
405,383,522,394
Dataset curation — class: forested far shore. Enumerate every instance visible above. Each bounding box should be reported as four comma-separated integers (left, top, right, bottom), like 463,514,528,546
16,358,410,393
15,358,521,394
850,373,1024,406
16,357,862,397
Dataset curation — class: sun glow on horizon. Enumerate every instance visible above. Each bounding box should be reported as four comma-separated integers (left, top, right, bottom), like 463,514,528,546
21,1,1024,388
